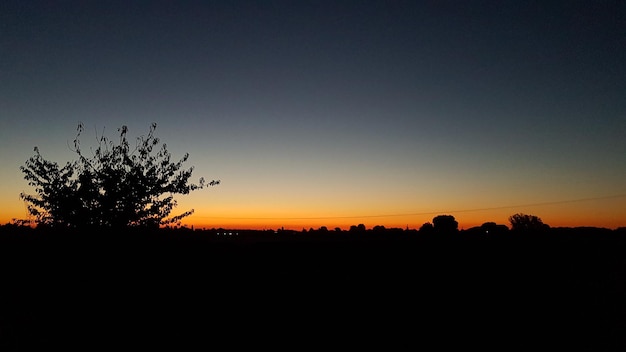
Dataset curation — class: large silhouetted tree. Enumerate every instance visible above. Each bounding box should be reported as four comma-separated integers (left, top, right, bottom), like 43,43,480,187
508,213,549,232
20,122,219,229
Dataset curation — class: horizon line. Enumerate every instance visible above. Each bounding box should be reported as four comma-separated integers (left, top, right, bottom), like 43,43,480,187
193,193,626,220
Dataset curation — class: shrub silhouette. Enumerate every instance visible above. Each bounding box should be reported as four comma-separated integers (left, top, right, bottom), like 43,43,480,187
508,213,549,232
20,122,219,229
432,215,458,233
419,222,434,234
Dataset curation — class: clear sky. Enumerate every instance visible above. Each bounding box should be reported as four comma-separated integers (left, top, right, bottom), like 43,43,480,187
2,1,625,230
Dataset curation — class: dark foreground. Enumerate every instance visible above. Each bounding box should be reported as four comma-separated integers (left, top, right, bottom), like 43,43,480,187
1,228,625,351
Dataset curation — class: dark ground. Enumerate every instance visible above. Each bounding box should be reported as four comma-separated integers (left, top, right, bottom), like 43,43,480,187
1,229,625,351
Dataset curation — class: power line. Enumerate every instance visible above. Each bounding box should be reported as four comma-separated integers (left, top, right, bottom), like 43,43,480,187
195,193,626,220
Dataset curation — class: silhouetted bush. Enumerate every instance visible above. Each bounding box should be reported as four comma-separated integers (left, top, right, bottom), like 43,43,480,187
508,213,549,232
19,122,219,229
432,215,458,234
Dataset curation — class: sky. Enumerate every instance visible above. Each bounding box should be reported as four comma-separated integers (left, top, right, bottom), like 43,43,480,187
1,0,625,230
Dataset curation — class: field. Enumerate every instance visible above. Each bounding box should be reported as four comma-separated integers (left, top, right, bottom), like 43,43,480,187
1,228,625,351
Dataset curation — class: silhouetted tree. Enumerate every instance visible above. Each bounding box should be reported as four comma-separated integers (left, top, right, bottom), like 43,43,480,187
508,213,549,232
349,224,366,233
480,222,509,235
20,122,219,229
373,225,386,233
419,222,434,234
432,215,458,234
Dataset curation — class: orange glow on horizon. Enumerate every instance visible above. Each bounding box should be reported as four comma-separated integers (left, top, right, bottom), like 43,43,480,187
2,195,625,231
178,194,626,230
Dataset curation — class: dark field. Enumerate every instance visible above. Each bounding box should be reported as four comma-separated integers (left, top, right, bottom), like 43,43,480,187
1,228,625,351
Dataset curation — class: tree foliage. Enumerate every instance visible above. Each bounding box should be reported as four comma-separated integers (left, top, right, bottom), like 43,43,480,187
20,123,219,229
432,215,458,233
508,213,549,232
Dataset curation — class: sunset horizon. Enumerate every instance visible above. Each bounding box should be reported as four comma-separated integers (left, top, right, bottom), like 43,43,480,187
4,193,625,231
2,1,625,232
3,2,626,349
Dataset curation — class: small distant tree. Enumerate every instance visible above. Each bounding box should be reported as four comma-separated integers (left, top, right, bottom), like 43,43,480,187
508,213,549,232
432,215,458,233
479,222,509,235
349,224,366,233
419,222,434,234
372,225,386,233
20,122,219,229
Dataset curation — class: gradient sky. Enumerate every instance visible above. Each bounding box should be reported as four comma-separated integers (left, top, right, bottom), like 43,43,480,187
2,1,625,230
